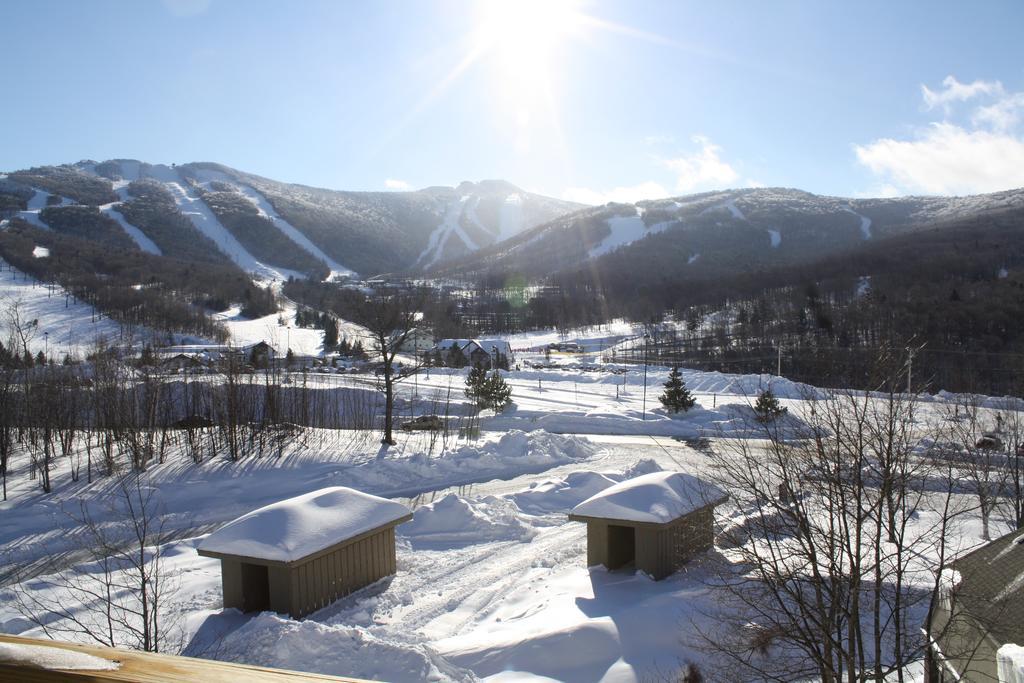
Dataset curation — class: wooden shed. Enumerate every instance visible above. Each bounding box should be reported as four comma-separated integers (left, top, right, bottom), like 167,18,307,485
198,487,413,619
568,471,727,580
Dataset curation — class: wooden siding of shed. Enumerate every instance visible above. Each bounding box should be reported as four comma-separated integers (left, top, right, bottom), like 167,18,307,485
220,559,244,611
586,520,609,568
289,527,397,618
583,505,717,580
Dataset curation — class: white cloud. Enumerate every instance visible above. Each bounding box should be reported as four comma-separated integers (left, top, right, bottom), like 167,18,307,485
921,75,1004,111
562,136,755,204
562,181,669,206
856,76,1024,195
855,122,1024,195
663,136,740,192
384,178,411,190
973,93,1024,132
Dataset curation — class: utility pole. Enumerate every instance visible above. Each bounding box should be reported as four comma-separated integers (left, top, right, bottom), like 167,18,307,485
907,346,913,395
642,334,650,421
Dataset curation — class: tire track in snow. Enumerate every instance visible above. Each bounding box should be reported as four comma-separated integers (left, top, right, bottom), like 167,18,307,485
350,523,586,640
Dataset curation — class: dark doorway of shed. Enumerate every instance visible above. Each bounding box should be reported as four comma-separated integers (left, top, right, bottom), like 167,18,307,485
606,525,635,569
240,563,270,612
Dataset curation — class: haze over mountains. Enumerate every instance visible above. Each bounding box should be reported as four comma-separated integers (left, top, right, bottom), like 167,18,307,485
434,186,1024,283
2,159,1023,302
0,160,582,278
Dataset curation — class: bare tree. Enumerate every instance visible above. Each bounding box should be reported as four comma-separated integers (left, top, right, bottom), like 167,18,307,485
9,473,178,653
996,397,1024,529
700,387,964,683
341,288,427,445
941,395,1010,541
3,295,40,359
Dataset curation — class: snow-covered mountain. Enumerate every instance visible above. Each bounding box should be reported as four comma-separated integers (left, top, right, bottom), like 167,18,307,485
435,186,1024,280
0,160,583,279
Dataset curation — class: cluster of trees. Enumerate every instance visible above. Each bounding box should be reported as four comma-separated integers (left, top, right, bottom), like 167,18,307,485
7,165,118,205
294,307,340,349
39,205,139,251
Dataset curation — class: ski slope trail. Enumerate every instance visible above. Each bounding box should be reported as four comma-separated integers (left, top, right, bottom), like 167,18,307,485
417,196,479,269
190,168,354,279
97,202,162,254
843,206,873,239
145,166,304,282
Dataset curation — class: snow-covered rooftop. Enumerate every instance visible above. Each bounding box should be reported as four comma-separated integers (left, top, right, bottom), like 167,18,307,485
198,487,412,563
570,471,727,525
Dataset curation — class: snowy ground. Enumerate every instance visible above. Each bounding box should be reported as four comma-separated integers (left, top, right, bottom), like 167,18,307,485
0,323,1018,681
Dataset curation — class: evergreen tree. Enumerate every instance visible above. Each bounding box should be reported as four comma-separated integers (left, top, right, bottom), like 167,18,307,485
35,351,46,366
754,388,787,423
339,337,352,356
323,317,339,350
484,370,513,412
350,339,367,360
660,366,695,414
465,364,488,407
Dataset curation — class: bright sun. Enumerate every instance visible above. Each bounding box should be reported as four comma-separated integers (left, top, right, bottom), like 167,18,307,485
474,0,585,95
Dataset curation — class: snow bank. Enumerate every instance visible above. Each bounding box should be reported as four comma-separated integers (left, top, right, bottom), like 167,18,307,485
334,431,598,497
0,642,119,671
510,459,662,515
999,644,1024,683
214,613,474,682
402,494,534,545
199,487,412,563
571,471,727,524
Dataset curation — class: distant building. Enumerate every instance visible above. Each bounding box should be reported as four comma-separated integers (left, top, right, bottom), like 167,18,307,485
161,353,206,372
925,528,1024,682
432,338,513,369
398,328,436,355
569,471,727,580
478,339,515,367
198,487,413,619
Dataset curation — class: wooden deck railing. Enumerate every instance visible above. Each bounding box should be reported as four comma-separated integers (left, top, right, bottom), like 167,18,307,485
0,634,370,682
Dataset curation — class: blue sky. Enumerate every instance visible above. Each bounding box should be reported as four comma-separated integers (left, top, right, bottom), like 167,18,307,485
2,0,1023,201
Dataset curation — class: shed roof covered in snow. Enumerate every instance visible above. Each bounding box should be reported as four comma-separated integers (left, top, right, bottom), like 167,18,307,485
198,487,413,564
569,471,727,525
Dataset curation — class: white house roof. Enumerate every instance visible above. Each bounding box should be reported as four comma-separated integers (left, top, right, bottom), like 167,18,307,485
198,487,412,563
478,339,513,355
570,471,727,524
435,339,485,353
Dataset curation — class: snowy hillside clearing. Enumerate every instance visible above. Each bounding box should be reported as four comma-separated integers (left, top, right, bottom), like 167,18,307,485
590,209,676,258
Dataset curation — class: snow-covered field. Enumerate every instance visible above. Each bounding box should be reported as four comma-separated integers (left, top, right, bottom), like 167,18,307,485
0,322,1017,681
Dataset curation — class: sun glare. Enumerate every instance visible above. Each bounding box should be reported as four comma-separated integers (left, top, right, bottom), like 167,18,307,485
475,0,584,92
